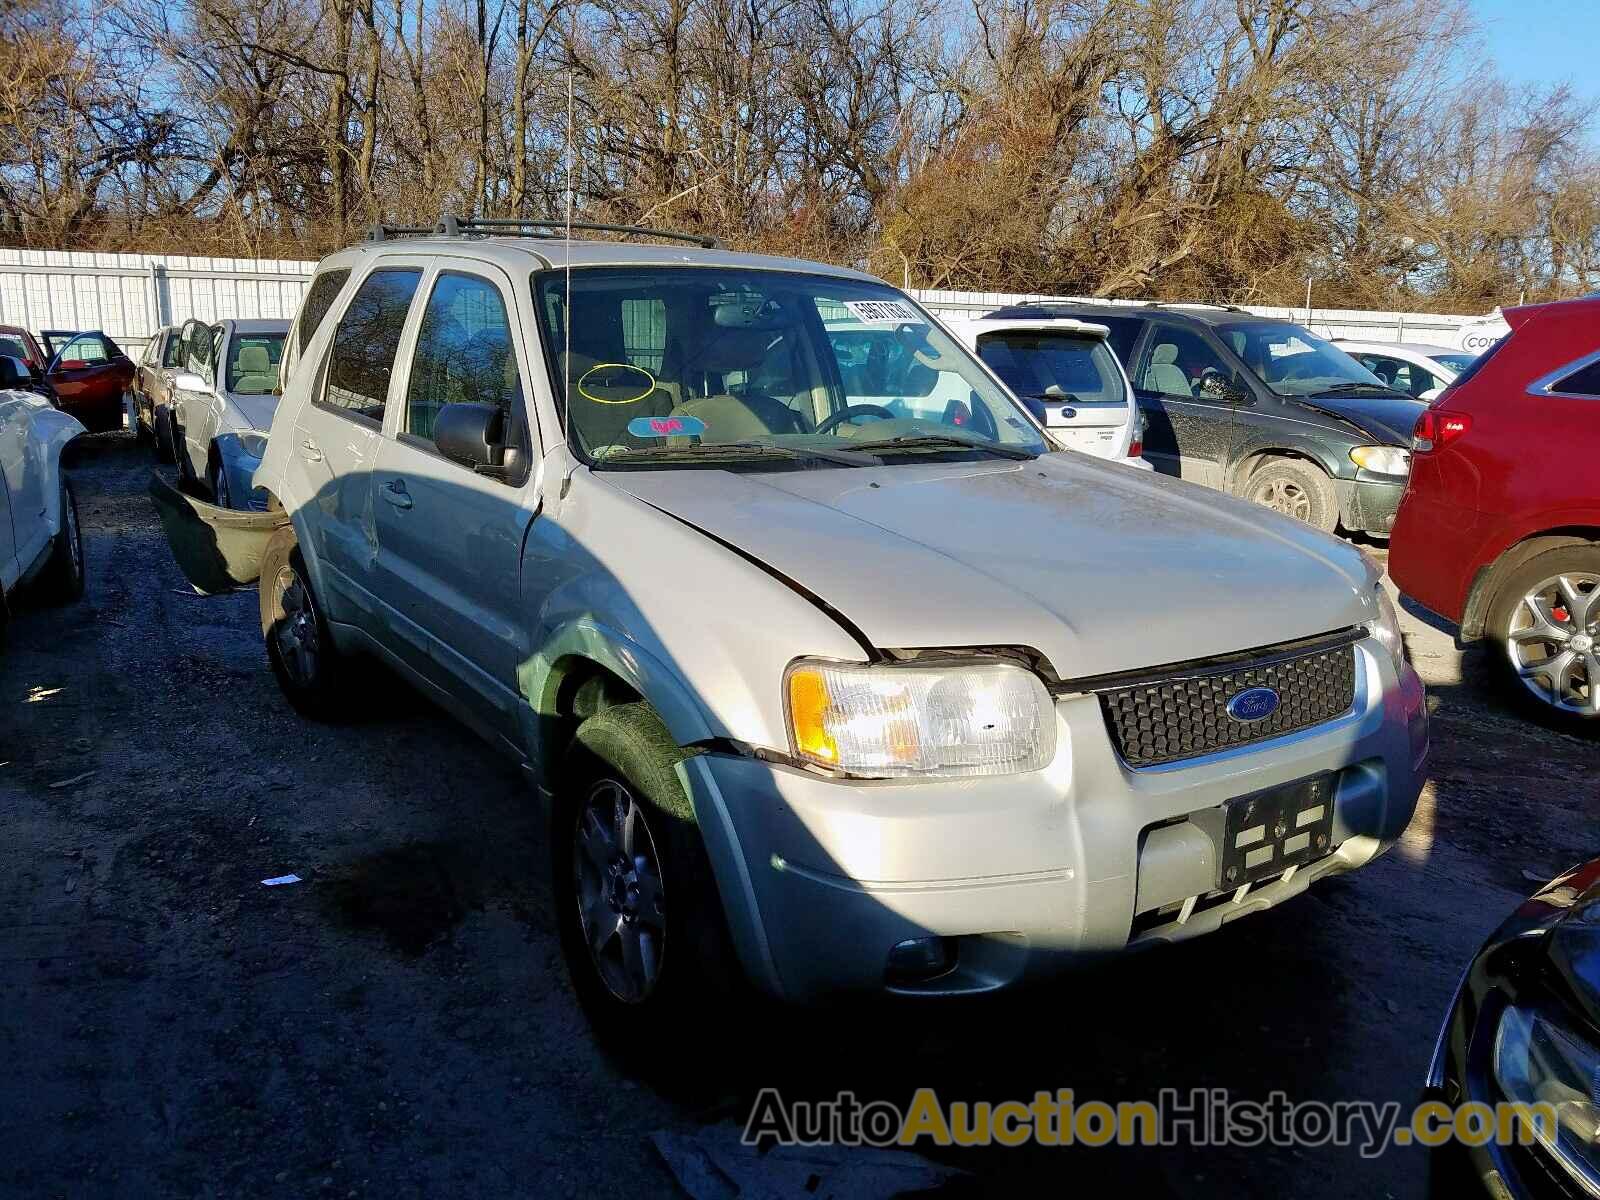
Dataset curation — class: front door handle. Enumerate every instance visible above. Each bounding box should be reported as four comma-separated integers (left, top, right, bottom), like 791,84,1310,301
298,438,323,462
381,478,412,509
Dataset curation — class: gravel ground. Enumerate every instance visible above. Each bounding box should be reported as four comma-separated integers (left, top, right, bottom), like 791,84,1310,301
2,432,1595,1198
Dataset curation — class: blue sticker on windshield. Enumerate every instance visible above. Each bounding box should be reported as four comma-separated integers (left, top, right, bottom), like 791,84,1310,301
627,414,706,439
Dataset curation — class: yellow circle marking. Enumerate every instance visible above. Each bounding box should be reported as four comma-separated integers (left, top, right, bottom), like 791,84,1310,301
577,362,657,405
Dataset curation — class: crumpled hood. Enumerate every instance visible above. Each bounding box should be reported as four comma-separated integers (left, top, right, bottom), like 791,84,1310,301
601,453,1377,678
222,392,280,434
1294,392,1428,445
1545,865,1600,1027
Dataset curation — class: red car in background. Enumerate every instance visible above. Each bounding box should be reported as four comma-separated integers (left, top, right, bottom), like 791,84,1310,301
37,330,136,432
1389,294,1600,727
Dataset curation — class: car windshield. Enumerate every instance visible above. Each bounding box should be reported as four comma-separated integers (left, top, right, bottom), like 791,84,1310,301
973,330,1124,404
1223,322,1390,396
533,268,1047,467
225,333,285,395
1432,352,1476,373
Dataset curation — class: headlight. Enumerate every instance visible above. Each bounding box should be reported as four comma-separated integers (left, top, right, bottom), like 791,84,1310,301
784,659,1055,778
1349,445,1411,475
1493,1004,1600,1186
237,432,269,460
1371,585,1405,666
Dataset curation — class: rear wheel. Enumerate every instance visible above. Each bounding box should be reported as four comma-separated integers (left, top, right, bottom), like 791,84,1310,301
1488,545,1600,729
554,703,744,1059
1240,457,1338,533
36,477,85,604
260,528,348,720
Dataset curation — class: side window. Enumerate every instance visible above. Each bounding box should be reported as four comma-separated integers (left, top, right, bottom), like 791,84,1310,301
161,333,183,368
1552,357,1600,397
298,268,352,354
403,273,522,447
1095,315,1144,364
64,334,110,365
1137,325,1234,399
322,268,422,424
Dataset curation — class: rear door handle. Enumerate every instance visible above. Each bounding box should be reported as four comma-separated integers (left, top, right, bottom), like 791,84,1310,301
381,478,412,509
298,438,323,462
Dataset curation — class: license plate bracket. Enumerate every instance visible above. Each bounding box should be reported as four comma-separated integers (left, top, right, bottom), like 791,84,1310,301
1218,773,1337,887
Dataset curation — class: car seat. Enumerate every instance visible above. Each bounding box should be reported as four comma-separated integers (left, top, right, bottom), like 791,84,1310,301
1144,343,1193,396
231,343,278,394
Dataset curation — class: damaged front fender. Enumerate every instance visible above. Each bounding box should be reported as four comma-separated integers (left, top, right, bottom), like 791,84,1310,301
148,471,288,595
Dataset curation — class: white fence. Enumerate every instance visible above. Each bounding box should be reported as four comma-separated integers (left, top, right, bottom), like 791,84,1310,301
0,248,1509,354
0,249,315,354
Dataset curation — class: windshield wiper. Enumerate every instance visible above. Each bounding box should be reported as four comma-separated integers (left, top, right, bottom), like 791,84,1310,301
1315,383,1404,396
847,433,1037,460
596,441,880,467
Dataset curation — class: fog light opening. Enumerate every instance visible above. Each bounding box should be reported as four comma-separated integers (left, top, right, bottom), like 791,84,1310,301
886,936,956,986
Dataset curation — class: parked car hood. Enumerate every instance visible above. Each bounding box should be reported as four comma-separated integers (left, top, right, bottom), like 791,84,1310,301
224,392,279,433
1544,862,1600,1028
1293,391,1427,445
600,453,1377,678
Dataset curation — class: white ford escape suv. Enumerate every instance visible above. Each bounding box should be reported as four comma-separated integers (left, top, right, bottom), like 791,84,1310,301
157,219,1429,1037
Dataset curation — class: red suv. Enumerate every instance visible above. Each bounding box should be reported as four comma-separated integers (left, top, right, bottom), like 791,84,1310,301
1390,294,1600,726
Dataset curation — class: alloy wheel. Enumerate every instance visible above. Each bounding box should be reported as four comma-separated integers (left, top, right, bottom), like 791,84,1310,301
572,779,666,1004
1250,476,1312,523
271,564,320,688
1505,572,1600,716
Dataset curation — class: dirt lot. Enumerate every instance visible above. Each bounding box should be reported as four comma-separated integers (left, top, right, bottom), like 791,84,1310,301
2,432,1595,1198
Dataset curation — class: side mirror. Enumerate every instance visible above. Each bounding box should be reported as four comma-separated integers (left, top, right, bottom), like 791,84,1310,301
434,402,506,471
1199,371,1252,405
0,355,33,388
174,371,209,392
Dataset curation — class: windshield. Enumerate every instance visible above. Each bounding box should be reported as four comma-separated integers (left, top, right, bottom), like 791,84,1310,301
225,333,284,395
1432,352,1476,374
1222,322,1389,396
973,331,1125,406
533,268,1047,467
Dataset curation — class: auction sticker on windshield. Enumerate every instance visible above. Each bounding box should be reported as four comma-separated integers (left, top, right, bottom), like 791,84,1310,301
843,299,924,326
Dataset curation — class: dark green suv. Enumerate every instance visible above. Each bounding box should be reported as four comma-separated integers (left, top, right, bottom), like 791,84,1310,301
985,302,1426,537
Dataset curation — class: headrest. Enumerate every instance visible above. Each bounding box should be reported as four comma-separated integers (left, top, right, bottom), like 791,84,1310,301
238,344,271,373
1152,344,1180,365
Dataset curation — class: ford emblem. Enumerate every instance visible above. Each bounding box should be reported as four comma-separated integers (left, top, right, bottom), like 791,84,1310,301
1226,686,1280,722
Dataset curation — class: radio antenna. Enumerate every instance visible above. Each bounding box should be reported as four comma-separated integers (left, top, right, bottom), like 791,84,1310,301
561,0,575,440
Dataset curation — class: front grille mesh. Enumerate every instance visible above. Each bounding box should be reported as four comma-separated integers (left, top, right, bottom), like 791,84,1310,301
1093,636,1358,767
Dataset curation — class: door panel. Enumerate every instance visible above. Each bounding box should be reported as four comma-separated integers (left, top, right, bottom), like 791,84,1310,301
0,392,48,571
0,400,22,589
371,266,537,741
1131,323,1240,488
289,264,425,632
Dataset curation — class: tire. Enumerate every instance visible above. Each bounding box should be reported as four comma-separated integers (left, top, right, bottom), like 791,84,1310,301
168,413,192,484
154,406,178,466
1486,544,1600,729
36,477,85,604
259,527,349,720
132,394,154,443
1239,457,1339,533
208,452,232,509
554,702,745,1059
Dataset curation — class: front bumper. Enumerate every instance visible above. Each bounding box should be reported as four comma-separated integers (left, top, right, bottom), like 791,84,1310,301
685,637,1428,1002
1336,474,1406,537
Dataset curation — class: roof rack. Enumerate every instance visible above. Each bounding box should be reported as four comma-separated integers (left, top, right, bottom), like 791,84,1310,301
1146,301,1251,314
433,215,721,249
365,222,434,242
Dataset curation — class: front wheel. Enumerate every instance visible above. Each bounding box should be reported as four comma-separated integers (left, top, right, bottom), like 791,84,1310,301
1488,545,1600,729
554,703,744,1056
36,477,85,604
1239,457,1338,533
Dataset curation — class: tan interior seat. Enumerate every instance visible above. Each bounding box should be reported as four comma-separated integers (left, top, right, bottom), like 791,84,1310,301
1144,344,1192,397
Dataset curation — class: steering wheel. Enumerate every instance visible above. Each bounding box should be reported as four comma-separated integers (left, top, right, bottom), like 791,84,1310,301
814,403,896,435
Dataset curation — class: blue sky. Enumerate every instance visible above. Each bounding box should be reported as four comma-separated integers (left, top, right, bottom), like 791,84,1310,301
1470,0,1600,104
